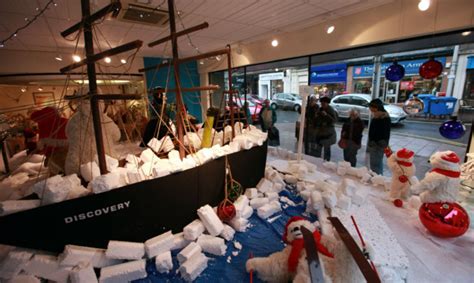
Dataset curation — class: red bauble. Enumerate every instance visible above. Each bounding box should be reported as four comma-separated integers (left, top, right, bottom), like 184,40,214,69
398,175,408,183
419,202,470,238
393,199,403,208
419,59,443,79
217,202,236,222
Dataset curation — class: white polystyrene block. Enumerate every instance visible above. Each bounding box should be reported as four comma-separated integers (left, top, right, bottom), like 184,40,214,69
99,259,147,283
145,231,174,258
140,148,156,163
6,274,41,283
161,136,175,153
183,219,206,241
228,141,240,153
0,200,40,216
59,245,121,268
179,252,208,282
408,195,422,210
220,224,235,241
352,189,369,206
0,250,34,279
272,182,284,193
284,174,298,184
140,162,154,177
171,232,190,251
256,178,273,193
337,166,347,176
371,175,386,186
125,154,140,166
233,135,253,150
242,205,253,219
323,161,337,171
152,166,170,179
22,255,70,283
196,234,227,256
360,173,372,184
70,262,98,283
155,251,173,273
342,184,355,197
338,161,351,168
250,197,269,209
337,194,352,211
310,191,324,210
296,182,306,192
126,171,145,184
234,195,249,217
197,204,224,236
80,161,100,182
147,137,161,152
105,241,145,260
322,191,337,208
257,201,282,219
265,167,276,179
94,154,119,172
300,190,311,201
31,175,64,204
177,242,202,264
210,144,225,158
229,217,248,232
195,148,214,165
265,192,279,201
244,188,258,199
90,173,120,194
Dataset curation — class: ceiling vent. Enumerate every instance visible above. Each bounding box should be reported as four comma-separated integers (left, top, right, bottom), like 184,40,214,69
117,3,169,27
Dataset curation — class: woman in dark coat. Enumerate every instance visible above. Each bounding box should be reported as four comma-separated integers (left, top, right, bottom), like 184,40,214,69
368,98,391,175
340,108,364,167
304,96,319,156
313,96,337,161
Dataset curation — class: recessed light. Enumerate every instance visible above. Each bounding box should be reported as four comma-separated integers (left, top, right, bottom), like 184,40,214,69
418,0,430,11
0,43,4,48
20,87,27,93
462,31,472,36
55,55,63,61
38,87,43,91
120,59,127,64
216,55,221,61
104,57,112,63
199,60,204,65
271,39,279,47
327,26,335,34
72,54,81,62
275,68,279,72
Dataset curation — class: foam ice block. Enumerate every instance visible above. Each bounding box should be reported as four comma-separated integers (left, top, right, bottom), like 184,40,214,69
155,251,173,273
6,274,41,283
371,175,386,186
179,252,208,282
233,195,249,217
99,259,147,283
250,197,269,209
144,231,174,258
0,200,40,216
70,262,97,283
244,188,258,199
59,245,121,268
322,161,337,171
265,167,276,179
360,173,372,184
342,184,355,197
241,205,253,219
80,161,100,182
0,250,34,279
90,173,121,194
220,224,235,241
139,162,154,177
256,178,273,193
23,255,70,283
126,171,145,184
197,204,224,236
272,182,284,193
296,182,306,192
177,242,202,264
105,241,145,260
196,234,226,256
257,201,281,219
338,161,351,168
300,190,311,201
408,195,422,210
171,232,191,251
234,135,253,150
322,191,337,208
125,154,140,166
265,192,279,201
337,166,347,176
195,148,214,165
183,219,206,241
140,148,156,163
310,191,324,210
94,154,119,172
352,189,369,206
337,194,352,211
228,217,248,232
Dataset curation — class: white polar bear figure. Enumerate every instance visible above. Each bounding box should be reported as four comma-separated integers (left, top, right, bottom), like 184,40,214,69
387,148,416,200
65,100,121,176
412,151,461,203
246,216,333,283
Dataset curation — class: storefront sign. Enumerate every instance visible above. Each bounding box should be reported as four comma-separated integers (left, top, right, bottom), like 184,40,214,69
353,57,447,78
310,63,347,84
467,56,474,69
259,72,284,81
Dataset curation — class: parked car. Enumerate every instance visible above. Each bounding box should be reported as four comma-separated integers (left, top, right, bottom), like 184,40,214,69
225,99,262,124
330,94,407,124
270,93,302,112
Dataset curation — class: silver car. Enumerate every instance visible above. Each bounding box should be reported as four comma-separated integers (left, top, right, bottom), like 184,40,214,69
330,94,407,124
270,93,302,112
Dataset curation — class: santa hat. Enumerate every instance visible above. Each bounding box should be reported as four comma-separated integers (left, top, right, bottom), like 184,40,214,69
283,216,307,243
395,148,414,162
430,151,460,172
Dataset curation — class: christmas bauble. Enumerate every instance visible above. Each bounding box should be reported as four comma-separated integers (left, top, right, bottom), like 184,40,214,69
393,199,403,207
419,58,443,79
217,201,236,222
385,62,405,82
439,118,466,139
419,202,470,238
403,97,424,115
398,175,408,183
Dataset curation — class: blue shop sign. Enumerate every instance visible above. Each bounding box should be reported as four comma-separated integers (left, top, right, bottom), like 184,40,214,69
352,57,447,78
310,63,347,84
467,56,474,69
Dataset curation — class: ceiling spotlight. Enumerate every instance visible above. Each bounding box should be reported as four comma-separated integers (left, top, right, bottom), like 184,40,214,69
38,86,43,91
13,33,17,37
24,17,29,21
327,25,335,34
72,54,81,62
275,68,279,72
104,57,112,63
0,43,4,48
120,58,127,64
418,0,430,11
20,87,27,93
271,39,279,47
53,2,58,7
55,55,63,61
462,31,472,36
216,55,221,61
199,60,204,65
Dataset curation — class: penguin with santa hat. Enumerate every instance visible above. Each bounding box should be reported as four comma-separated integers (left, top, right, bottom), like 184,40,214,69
246,216,333,282
386,148,416,201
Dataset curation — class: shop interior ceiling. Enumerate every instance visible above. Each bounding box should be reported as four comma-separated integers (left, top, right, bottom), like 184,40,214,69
0,0,395,58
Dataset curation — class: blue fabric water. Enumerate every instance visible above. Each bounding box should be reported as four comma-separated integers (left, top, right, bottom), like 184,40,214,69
133,186,316,282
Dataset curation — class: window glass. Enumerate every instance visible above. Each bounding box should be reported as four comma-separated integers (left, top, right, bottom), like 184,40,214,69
334,97,350,104
351,97,369,107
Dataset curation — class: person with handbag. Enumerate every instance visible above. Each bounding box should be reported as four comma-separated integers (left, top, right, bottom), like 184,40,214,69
313,96,337,161
368,98,391,175
339,108,364,167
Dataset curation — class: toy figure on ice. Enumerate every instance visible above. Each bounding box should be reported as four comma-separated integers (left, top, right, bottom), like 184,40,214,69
246,216,333,282
412,151,470,238
386,147,416,202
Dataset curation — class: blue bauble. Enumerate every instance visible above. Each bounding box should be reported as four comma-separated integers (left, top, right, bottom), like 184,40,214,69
439,118,466,139
385,62,405,82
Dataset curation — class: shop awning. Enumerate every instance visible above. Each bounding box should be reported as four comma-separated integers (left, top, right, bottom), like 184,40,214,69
310,63,347,84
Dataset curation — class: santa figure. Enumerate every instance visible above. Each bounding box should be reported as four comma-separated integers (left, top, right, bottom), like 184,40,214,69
386,148,416,200
246,216,333,282
412,151,461,203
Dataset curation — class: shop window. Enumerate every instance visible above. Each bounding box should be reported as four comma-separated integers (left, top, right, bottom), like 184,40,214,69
333,97,350,104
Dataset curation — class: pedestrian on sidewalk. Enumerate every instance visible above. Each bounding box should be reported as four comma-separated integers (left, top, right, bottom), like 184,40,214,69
340,108,364,167
368,98,391,175
304,96,319,156
259,99,279,146
313,96,337,161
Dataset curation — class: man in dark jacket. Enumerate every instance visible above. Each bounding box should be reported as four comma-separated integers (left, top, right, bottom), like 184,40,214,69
368,98,391,174
313,96,337,161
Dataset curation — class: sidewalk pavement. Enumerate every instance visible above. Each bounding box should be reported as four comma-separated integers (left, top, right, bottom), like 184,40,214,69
275,122,468,180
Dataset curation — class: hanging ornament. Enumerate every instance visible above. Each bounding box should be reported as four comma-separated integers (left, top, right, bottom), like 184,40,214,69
419,202,470,238
403,95,424,115
419,57,443,79
385,61,405,82
439,116,466,139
